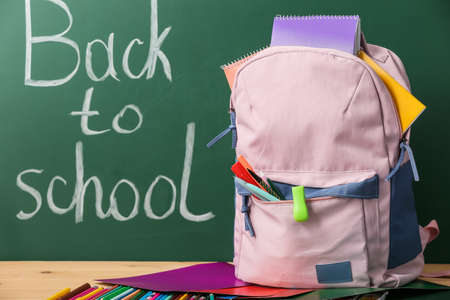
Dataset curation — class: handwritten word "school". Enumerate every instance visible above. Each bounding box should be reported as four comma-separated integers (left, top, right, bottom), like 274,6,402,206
17,123,214,223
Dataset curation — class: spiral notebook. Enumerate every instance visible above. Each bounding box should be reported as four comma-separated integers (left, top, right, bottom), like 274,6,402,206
271,15,361,55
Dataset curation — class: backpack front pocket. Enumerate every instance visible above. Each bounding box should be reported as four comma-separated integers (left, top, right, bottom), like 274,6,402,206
234,171,377,288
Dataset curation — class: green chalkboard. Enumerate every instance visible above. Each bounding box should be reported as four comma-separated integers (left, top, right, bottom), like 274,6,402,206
0,0,449,262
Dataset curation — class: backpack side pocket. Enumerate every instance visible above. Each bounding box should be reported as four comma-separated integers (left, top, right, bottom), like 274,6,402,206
388,161,422,269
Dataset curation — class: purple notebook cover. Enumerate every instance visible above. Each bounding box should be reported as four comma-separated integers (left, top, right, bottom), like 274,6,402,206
271,15,360,54
97,262,249,292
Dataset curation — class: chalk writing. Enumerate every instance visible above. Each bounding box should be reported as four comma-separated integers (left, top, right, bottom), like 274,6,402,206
17,123,214,223
25,0,172,86
17,0,215,223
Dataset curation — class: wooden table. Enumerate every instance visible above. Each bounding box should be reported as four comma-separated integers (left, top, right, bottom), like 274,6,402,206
0,262,448,300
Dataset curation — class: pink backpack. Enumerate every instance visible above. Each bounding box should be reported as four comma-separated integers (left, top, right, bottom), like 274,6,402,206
208,38,439,288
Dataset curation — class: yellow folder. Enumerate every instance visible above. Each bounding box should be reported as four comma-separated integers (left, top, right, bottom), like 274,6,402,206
358,51,426,133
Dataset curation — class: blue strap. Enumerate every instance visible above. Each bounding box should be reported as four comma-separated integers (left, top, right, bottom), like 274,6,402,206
272,175,379,200
241,195,255,237
402,142,420,181
235,179,255,237
386,142,419,182
385,143,406,182
206,111,236,148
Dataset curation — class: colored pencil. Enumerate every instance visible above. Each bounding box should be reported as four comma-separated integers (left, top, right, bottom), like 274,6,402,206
100,286,128,300
129,290,148,300
149,292,161,300
137,291,154,300
47,287,71,300
76,287,103,300
69,287,97,300
111,287,135,300
84,287,111,300
58,283,91,300
88,285,118,300
122,289,142,300
178,294,189,300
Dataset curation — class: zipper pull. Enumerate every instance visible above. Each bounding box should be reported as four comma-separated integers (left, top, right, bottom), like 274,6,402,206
292,186,308,222
386,141,419,182
401,141,420,181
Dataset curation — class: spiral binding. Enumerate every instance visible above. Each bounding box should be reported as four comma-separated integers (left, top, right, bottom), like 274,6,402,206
274,15,359,21
221,45,269,70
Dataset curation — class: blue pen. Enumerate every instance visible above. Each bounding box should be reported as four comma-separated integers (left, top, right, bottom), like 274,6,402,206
235,177,279,202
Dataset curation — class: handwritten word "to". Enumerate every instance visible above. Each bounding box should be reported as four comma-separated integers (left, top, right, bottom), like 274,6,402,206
25,0,171,87
16,123,215,223
70,87,144,135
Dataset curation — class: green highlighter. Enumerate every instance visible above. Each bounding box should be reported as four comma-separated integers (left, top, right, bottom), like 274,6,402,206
292,186,308,222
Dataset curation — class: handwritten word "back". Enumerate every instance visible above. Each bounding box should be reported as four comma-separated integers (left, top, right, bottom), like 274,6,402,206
25,0,171,87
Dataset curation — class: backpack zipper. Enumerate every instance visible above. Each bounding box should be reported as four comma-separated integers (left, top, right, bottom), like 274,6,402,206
221,45,269,71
